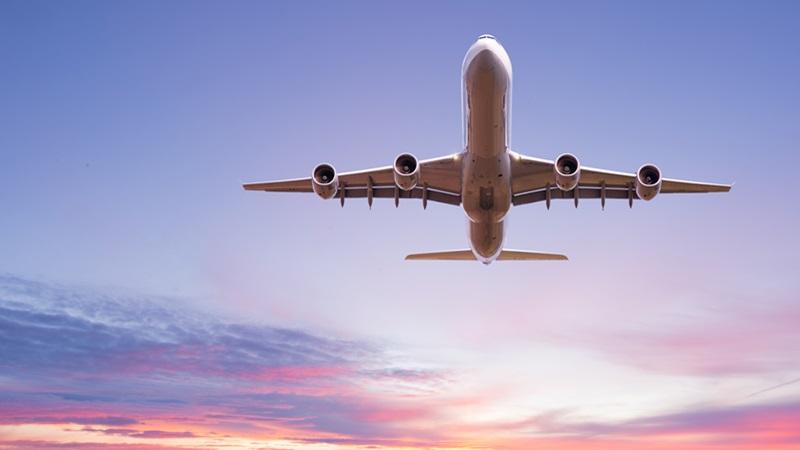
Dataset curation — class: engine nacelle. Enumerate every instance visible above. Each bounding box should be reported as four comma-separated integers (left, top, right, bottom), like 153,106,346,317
311,163,338,199
554,153,580,191
635,164,662,201
393,153,420,191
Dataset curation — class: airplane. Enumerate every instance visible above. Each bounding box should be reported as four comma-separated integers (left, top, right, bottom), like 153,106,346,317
243,34,731,264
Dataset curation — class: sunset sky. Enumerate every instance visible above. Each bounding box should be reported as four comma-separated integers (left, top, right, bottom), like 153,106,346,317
1,1,799,449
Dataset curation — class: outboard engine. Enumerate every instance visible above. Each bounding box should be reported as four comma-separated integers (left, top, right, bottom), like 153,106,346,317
393,153,420,191
311,163,338,199
635,164,662,201
554,153,580,191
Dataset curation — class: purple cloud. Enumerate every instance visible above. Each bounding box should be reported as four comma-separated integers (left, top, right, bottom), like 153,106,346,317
84,428,196,439
0,275,449,444
0,416,139,426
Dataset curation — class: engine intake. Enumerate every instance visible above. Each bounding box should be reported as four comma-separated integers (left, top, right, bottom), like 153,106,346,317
635,164,662,201
393,153,420,191
554,153,580,191
312,163,338,199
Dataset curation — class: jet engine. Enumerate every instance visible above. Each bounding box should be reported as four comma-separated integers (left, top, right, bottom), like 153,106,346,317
393,153,420,191
554,153,580,191
635,164,662,201
312,163,338,199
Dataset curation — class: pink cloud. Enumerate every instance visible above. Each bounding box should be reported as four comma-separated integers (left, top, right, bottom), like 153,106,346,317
243,365,351,382
4,276,800,449
0,442,207,450
440,401,800,450
551,301,800,376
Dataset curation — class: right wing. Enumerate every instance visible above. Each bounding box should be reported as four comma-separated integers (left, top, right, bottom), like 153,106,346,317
510,153,731,207
243,154,463,207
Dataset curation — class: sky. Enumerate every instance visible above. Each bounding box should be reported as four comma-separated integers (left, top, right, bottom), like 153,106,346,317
1,0,799,449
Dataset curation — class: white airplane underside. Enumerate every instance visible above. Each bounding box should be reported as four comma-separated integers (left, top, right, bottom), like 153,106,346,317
244,35,731,264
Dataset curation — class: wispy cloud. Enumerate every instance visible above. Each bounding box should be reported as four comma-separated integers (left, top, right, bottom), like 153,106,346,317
0,443,206,450
443,401,800,449
0,275,454,447
544,300,800,377
2,274,800,449
538,400,800,439
83,428,197,439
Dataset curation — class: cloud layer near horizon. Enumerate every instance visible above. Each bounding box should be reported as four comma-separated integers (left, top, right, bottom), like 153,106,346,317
0,275,455,448
1,275,800,450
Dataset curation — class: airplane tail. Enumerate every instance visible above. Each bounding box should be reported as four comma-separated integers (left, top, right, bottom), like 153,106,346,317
405,249,568,261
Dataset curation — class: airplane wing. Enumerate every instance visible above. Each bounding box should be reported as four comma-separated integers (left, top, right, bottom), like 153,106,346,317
510,152,731,207
243,154,463,207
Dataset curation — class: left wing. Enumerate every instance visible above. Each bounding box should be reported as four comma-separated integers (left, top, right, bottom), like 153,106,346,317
243,154,463,207
510,152,731,207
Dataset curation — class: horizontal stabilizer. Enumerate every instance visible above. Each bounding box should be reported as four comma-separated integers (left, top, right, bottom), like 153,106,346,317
497,249,568,261
405,250,477,261
405,249,568,261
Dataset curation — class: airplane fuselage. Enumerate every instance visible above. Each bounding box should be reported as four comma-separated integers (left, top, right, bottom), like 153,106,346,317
461,35,513,263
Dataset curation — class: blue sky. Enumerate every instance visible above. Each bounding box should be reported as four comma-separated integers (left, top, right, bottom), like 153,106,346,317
1,1,799,448
2,0,798,335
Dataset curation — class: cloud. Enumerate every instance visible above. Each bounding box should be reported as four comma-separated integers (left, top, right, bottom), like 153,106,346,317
0,275,371,380
545,299,800,377
445,401,800,449
539,400,800,439
3,274,800,450
0,275,452,446
0,416,139,426
0,442,206,450
84,428,196,439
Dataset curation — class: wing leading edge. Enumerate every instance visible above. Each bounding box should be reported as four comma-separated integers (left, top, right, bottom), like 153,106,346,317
243,154,463,207
510,153,731,207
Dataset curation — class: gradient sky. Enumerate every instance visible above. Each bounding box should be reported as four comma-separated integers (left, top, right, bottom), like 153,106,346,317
1,1,800,449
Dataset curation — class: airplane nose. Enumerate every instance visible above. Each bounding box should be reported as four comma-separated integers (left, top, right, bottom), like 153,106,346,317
469,48,501,68
464,47,509,88
462,34,512,85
